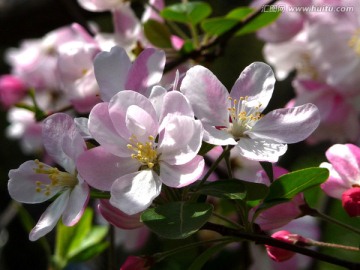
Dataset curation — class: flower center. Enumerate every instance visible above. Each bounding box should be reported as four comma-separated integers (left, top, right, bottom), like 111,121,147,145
127,135,158,169
297,52,318,79
34,159,78,196
227,96,263,139
348,29,360,55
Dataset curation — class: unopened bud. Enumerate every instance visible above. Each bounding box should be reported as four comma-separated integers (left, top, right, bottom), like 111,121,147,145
342,187,360,217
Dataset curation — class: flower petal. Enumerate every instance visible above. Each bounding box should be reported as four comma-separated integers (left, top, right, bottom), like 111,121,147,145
77,146,139,191
94,46,131,101
325,144,360,185
8,160,61,203
159,91,194,122
125,48,165,95
62,180,90,226
180,65,229,126
249,103,320,143
110,170,162,215
158,114,203,165
320,162,349,199
148,85,167,118
236,137,287,162
160,155,204,188
203,124,237,146
230,62,275,111
109,90,158,140
89,102,130,156
42,113,86,173
126,105,158,140
29,191,70,241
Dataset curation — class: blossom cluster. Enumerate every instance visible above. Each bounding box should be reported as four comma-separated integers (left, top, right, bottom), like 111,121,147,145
2,0,360,269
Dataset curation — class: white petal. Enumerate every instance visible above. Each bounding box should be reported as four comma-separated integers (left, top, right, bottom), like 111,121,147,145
250,103,320,143
29,191,70,241
236,137,287,162
159,91,194,122
160,156,205,188
203,124,237,146
110,170,162,215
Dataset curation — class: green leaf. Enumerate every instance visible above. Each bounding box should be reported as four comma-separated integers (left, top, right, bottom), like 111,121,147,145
143,19,173,48
226,7,253,20
141,202,213,239
196,179,268,201
235,10,281,36
161,2,212,25
201,17,238,36
188,241,232,270
259,167,329,211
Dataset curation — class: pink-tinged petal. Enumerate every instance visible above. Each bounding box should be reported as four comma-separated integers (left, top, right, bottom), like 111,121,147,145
180,65,229,126
126,105,158,140
159,91,194,122
250,103,320,144
62,180,90,226
237,138,287,162
8,160,61,203
230,62,275,111
110,170,162,215
203,125,237,146
77,0,121,11
148,86,167,118
94,46,131,101
325,144,360,186
77,146,139,191
29,191,70,241
89,102,130,156
160,156,204,188
98,199,143,229
109,90,157,140
266,231,296,262
320,162,349,199
112,4,141,47
125,48,166,95
43,113,86,173
158,115,203,165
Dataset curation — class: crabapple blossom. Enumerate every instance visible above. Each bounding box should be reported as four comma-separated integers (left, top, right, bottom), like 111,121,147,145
0,75,27,109
94,46,166,101
320,144,360,217
8,113,89,241
77,90,204,215
180,62,320,162
265,230,297,262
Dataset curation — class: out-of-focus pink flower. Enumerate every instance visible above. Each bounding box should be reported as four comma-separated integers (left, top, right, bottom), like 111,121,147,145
77,90,204,215
251,167,306,230
8,113,90,241
181,62,320,162
98,199,143,229
342,187,360,217
266,230,299,262
94,46,166,101
291,79,360,144
77,0,124,11
120,256,151,270
0,75,27,109
321,144,360,216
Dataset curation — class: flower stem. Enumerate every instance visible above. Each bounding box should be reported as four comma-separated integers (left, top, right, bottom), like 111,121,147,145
306,239,360,252
305,206,360,236
194,146,232,191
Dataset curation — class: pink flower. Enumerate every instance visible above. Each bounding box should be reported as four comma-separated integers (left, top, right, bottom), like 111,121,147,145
77,90,204,215
251,167,306,230
266,230,299,262
94,46,166,101
120,256,151,270
0,75,27,109
320,144,360,216
8,113,90,241
180,62,320,162
77,0,125,11
342,187,360,217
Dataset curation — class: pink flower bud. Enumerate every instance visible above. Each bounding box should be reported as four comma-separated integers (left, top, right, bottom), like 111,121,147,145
342,187,360,217
0,75,27,108
120,256,151,270
266,230,296,262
